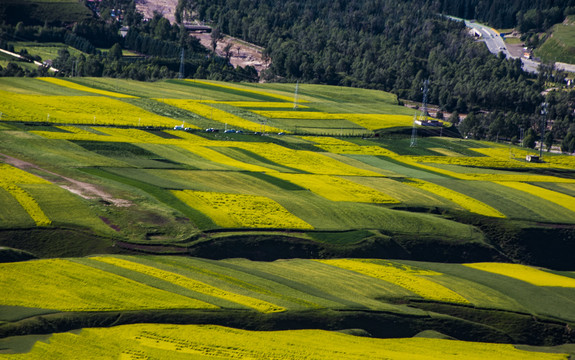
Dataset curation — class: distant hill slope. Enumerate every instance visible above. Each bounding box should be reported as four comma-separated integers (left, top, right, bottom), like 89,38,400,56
536,16,575,64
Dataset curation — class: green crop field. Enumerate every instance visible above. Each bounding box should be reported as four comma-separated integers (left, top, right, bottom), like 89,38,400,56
1,78,575,358
10,43,85,62
536,16,575,64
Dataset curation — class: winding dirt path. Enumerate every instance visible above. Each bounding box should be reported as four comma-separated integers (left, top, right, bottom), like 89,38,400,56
0,153,131,207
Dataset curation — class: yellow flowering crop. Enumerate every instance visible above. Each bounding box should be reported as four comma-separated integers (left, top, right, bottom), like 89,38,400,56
38,77,137,98
404,178,506,218
92,256,285,313
188,80,299,102
471,147,575,170
408,155,527,169
172,190,313,229
0,164,51,226
493,181,575,213
317,259,470,304
0,259,215,311
95,127,183,143
0,91,179,127
6,324,568,360
345,113,419,130
160,99,286,133
238,142,381,176
253,110,341,119
275,173,399,203
176,144,274,172
205,100,309,108
1,184,51,226
255,112,417,130
302,136,398,156
465,263,575,287
0,163,51,185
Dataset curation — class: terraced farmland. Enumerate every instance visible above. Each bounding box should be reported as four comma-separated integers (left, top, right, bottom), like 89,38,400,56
1,78,575,358
1,255,575,358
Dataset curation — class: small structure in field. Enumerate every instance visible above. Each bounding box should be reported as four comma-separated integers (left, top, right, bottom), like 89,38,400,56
526,154,540,162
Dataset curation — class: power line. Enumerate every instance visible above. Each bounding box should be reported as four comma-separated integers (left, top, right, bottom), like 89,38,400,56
178,48,185,79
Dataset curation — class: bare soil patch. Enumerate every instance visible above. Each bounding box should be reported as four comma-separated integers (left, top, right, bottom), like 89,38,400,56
192,32,270,75
0,153,131,207
135,0,178,23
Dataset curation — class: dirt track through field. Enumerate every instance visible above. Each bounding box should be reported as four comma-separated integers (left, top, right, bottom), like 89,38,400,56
0,153,131,207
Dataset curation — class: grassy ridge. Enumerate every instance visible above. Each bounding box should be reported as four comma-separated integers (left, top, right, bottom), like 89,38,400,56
536,16,575,64
1,255,575,351
0,323,569,359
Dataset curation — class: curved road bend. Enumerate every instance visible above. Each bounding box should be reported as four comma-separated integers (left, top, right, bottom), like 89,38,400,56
463,20,540,73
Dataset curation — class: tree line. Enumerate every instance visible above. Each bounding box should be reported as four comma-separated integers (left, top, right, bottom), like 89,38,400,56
435,0,575,31
180,0,543,112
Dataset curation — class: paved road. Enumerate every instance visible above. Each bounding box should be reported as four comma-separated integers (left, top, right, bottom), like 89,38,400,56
463,20,540,73
0,48,59,72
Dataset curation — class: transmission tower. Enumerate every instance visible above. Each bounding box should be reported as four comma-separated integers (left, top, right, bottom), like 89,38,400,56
411,79,430,147
293,80,299,110
410,113,418,147
178,48,185,79
539,102,548,158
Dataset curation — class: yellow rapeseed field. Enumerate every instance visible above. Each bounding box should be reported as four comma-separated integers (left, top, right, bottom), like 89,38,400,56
318,259,470,304
187,80,299,102
301,136,397,156
253,110,341,119
172,190,314,229
0,164,52,226
470,147,575,170
0,163,50,185
3,324,568,359
1,185,51,226
37,77,137,98
465,263,575,287
345,113,420,130
494,181,575,213
238,142,381,176
161,99,286,132
404,178,506,218
0,91,178,126
92,256,286,313
205,100,309,108
274,173,399,203
175,144,274,172
255,112,417,130
0,259,216,311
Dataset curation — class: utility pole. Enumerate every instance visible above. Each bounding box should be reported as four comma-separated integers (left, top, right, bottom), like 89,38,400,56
540,102,548,158
178,48,185,79
411,79,430,147
293,80,299,110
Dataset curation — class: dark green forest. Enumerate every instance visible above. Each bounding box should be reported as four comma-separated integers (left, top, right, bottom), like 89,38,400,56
180,0,543,111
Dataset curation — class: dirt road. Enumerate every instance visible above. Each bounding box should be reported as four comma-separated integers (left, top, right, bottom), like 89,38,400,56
0,152,131,207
